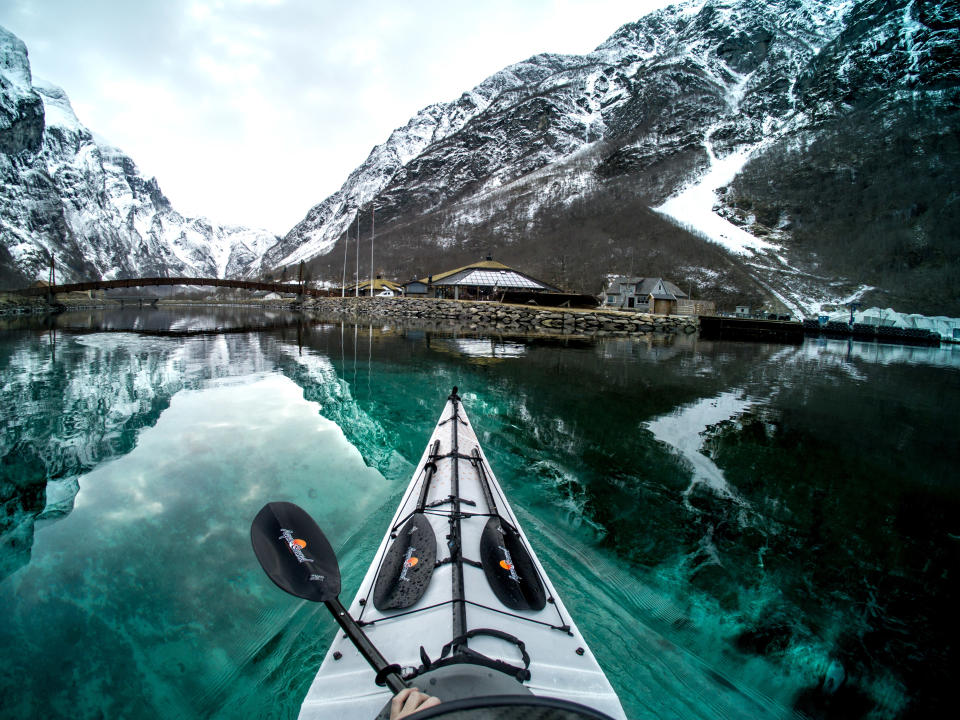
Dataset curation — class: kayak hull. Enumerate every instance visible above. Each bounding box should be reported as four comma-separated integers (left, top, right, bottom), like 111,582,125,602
299,391,626,719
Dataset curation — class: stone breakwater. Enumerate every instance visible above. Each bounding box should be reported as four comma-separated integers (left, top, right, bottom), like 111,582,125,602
304,296,698,337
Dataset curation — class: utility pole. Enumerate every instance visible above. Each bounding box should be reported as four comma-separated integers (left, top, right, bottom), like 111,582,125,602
341,228,348,298
355,211,359,298
48,252,55,303
370,205,375,297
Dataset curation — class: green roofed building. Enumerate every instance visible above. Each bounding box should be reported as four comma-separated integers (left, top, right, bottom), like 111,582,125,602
346,277,404,297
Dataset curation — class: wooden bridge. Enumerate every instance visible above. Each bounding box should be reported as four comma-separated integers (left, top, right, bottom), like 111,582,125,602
14,277,338,299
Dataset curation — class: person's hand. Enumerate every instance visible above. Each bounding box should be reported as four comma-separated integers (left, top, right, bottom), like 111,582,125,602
390,687,441,719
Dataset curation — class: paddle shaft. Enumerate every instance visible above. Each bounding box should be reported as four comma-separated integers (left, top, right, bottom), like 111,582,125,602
471,447,499,515
325,597,406,693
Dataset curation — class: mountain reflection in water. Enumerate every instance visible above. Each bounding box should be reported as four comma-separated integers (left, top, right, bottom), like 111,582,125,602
1,308,957,720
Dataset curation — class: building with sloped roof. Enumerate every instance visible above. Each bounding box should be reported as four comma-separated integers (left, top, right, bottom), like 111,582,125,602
603,276,688,314
346,277,404,297
408,259,560,300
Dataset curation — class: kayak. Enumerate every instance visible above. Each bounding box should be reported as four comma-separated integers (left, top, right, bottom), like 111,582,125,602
297,388,626,719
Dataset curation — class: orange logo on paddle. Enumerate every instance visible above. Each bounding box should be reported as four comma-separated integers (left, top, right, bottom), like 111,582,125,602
279,528,312,564
400,547,419,581
499,546,520,581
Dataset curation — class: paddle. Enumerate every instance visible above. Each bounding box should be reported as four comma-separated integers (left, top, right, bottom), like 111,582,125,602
250,501,406,693
471,447,547,611
372,440,441,610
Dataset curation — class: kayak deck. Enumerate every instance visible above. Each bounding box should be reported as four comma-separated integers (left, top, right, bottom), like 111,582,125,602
299,391,626,719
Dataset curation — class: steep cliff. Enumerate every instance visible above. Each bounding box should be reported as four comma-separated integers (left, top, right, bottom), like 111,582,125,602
0,26,277,287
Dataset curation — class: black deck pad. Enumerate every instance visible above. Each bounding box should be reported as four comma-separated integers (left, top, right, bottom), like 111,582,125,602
480,517,546,611
373,512,438,610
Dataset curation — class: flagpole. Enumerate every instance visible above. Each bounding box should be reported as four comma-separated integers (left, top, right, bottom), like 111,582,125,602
355,210,359,298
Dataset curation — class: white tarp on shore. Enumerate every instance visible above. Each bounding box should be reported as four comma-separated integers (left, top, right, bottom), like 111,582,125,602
825,307,960,341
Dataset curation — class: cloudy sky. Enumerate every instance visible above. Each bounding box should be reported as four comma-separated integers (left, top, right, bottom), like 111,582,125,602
1,1,672,235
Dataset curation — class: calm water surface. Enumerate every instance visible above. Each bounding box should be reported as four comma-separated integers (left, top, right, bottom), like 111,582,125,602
1,308,957,719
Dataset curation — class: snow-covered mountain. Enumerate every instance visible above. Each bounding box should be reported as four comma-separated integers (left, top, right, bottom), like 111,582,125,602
278,0,959,316
0,26,277,288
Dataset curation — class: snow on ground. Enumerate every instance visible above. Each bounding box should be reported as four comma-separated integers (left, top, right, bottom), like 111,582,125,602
746,272,808,319
654,141,779,256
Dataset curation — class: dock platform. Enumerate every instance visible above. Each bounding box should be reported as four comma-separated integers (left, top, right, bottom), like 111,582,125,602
698,315,805,343
698,315,941,347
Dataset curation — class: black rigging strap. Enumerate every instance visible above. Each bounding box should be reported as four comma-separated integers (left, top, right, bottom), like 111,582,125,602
404,628,532,684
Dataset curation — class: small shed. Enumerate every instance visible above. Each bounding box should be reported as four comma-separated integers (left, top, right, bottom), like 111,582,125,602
403,279,429,297
648,279,679,315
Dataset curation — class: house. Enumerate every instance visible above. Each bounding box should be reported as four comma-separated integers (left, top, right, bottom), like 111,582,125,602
419,259,560,301
602,277,687,315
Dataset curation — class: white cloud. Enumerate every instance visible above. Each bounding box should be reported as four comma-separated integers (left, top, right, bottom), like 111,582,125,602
0,0,675,234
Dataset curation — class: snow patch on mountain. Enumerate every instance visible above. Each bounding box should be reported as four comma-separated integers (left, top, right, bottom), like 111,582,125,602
655,142,778,256
271,0,889,320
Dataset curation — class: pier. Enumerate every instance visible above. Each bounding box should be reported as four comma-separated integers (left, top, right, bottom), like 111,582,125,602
802,319,940,347
698,315,805,343
699,315,941,347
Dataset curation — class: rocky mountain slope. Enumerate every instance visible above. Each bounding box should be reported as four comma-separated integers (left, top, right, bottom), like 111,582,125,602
279,0,958,316
0,26,277,288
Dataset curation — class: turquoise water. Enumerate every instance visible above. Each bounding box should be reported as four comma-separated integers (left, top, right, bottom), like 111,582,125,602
1,309,958,719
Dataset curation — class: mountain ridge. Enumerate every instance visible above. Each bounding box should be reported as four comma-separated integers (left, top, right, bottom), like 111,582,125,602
2,2,957,314
0,25,278,288
278,0,959,316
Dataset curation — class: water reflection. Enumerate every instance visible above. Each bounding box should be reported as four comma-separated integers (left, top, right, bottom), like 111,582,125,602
1,374,386,719
645,391,758,502
0,309,957,720
0,306,303,337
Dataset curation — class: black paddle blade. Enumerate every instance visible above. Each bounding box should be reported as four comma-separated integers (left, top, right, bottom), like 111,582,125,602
251,502,341,602
373,513,438,610
480,516,546,611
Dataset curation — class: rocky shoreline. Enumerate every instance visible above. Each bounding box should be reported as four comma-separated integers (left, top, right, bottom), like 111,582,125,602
0,293,699,338
302,296,698,337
